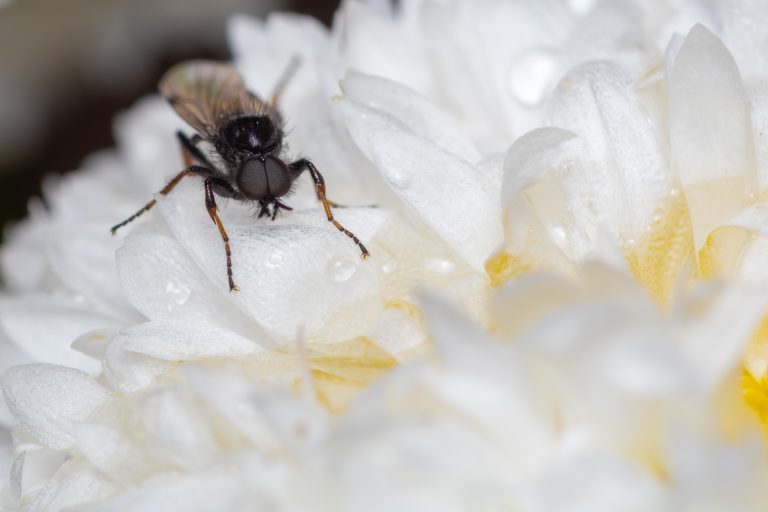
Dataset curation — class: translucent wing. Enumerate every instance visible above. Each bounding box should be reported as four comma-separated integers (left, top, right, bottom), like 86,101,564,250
159,60,277,139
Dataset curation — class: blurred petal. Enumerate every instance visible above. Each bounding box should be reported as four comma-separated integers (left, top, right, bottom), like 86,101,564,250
0,296,116,374
2,364,108,449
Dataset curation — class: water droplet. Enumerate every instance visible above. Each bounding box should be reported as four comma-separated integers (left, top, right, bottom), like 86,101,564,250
384,166,412,190
266,252,284,268
567,0,598,14
424,258,456,274
326,256,358,283
381,260,398,275
164,280,191,308
509,49,557,107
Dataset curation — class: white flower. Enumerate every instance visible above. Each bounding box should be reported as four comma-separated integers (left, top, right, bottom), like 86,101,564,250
2,0,768,510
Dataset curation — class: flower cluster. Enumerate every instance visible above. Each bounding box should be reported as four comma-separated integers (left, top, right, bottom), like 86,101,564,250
2,0,768,510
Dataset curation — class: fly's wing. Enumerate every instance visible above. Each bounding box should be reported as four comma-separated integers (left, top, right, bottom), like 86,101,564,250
159,60,277,139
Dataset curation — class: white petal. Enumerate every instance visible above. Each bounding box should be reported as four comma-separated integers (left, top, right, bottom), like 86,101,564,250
116,320,262,361
665,428,768,510
9,447,67,503
0,296,115,374
0,428,13,496
103,340,171,394
749,83,768,193
558,1,654,78
340,99,502,271
341,71,480,163
71,328,117,361
421,0,572,147
669,25,753,247
25,458,117,512
46,223,138,319
116,232,276,348
329,417,515,512
338,1,432,95
521,454,665,512
0,217,48,293
77,471,242,512
721,0,768,81
74,423,150,485
697,202,768,287
0,334,32,426
228,13,332,105
186,366,327,453
418,294,556,474
501,127,577,209
547,61,670,239
364,308,426,359
490,273,582,341
680,283,766,389
155,181,386,340
140,388,219,470
113,96,187,196
1,364,108,449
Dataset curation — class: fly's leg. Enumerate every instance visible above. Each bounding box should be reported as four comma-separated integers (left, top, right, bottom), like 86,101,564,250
204,179,238,292
177,131,215,169
110,165,211,235
289,158,370,258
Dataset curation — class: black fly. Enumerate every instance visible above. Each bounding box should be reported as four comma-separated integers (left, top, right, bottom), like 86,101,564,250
110,59,369,291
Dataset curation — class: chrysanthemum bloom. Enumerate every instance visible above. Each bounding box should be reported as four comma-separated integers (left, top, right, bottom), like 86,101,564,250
2,1,768,510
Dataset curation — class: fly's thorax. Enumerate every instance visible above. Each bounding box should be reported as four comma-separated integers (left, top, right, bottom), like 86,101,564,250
218,115,279,157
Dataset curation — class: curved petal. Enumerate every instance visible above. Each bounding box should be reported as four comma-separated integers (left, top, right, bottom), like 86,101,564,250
340,99,502,271
1,364,108,449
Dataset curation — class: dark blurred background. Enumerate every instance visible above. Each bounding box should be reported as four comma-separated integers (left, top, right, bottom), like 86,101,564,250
0,0,340,240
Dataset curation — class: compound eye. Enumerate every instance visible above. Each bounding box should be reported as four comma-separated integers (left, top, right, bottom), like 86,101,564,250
237,158,269,199
263,156,291,197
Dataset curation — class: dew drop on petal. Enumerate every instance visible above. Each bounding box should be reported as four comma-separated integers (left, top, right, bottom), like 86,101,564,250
624,238,637,249
508,49,557,107
381,259,398,275
383,166,412,190
326,256,358,283
163,280,191,308
423,258,456,275
567,0,598,14
267,251,285,268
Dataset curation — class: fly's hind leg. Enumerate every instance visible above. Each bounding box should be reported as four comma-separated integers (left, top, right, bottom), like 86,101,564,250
177,131,216,169
110,165,211,235
289,158,370,258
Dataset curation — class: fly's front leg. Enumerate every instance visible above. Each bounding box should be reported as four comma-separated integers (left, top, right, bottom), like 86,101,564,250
289,159,370,258
204,179,239,292
110,165,211,234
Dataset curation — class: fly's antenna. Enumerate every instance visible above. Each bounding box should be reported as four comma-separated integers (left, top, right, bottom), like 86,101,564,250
269,55,303,107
